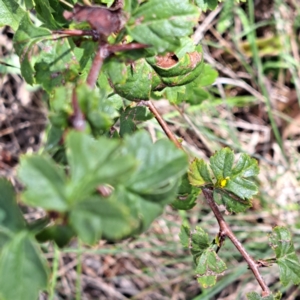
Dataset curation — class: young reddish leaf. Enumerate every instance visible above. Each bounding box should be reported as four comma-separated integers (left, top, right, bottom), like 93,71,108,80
63,4,125,36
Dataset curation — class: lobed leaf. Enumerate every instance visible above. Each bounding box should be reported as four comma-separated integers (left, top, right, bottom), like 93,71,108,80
205,148,259,213
196,249,227,288
190,226,211,261
269,226,300,286
210,147,234,181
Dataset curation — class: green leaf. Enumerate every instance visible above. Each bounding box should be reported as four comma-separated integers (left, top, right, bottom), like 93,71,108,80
120,105,153,137
180,225,226,288
190,226,210,260
224,153,259,200
195,63,218,86
269,226,300,286
160,86,186,104
13,14,51,85
69,194,138,243
117,132,188,232
145,46,204,91
196,249,227,288
106,58,155,101
0,0,25,31
34,38,82,92
127,0,199,53
188,158,213,186
124,131,188,194
147,45,203,82
247,292,282,300
195,0,218,11
0,179,26,247
216,0,235,34
24,0,34,9
175,37,196,59
66,131,137,203
76,83,120,133
213,189,251,213
172,174,200,210
210,148,234,181
13,14,82,90
179,223,190,248
207,148,259,213
33,0,67,29
185,86,210,105
0,232,49,300
36,224,74,247
18,155,68,211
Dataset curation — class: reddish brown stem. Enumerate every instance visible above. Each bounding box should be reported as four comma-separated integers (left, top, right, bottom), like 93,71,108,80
52,29,96,37
86,42,110,88
107,43,148,52
202,187,271,298
147,101,183,149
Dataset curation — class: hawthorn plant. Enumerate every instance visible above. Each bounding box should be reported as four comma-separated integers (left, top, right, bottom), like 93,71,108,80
0,0,299,299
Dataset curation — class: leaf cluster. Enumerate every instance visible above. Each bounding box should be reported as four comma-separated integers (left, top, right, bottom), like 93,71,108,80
0,0,300,299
